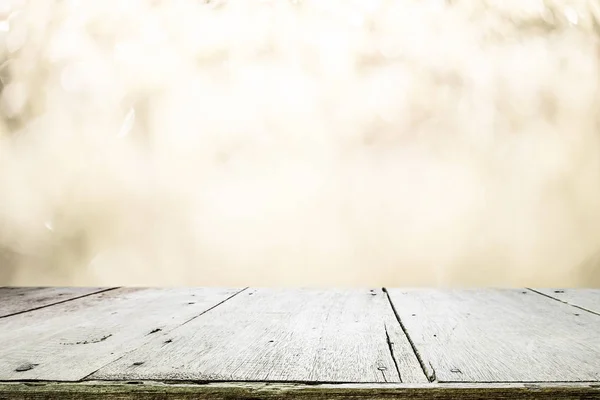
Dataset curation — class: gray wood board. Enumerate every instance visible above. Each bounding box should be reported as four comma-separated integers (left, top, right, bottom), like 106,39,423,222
0,287,110,318
1,382,599,400
0,287,243,381
91,288,428,383
531,289,600,315
385,288,600,383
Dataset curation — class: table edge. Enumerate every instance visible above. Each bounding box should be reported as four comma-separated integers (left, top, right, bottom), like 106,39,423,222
1,381,599,399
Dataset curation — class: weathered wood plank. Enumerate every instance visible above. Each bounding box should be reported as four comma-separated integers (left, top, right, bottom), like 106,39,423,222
532,289,600,315
385,289,600,383
91,289,428,383
0,288,244,381
0,382,599,400
0,287,111,318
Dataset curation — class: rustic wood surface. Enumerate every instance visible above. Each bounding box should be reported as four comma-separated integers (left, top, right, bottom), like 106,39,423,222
0,287,599,399
384,288,600,383
532,288,600,315
0,287,110,318
0,288,243,381
91,288,426,383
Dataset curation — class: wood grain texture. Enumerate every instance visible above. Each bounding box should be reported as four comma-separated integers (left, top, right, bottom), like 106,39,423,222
0,287,110,318
385,289,600,383
1,382,599,400
91,288,428,383
532,289,600,315
0,288,243,381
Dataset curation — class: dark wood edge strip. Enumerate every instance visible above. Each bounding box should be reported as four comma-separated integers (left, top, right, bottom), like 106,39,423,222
1,382,599,400
0,288,119,319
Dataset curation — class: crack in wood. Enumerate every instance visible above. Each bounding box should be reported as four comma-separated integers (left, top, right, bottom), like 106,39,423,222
383,323,401,382
78,288,249,382
382,288,434,383
526,288,600,317
429,362,437,382
0,288,118,319
61,334,113,346
177,288,249,329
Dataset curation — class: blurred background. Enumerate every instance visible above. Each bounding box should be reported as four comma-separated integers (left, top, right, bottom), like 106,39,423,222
1,0,600,287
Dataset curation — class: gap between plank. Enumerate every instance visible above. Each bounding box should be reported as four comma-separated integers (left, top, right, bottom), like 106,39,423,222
0,287,119,319
526,288,600,317
79,287,249,382
382,288,435,383
178,287,248,329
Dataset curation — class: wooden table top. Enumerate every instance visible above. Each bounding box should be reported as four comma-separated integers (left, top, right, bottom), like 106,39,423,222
0,287,599,399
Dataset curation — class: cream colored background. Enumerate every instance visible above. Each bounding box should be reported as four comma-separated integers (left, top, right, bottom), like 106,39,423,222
1,0,600,286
